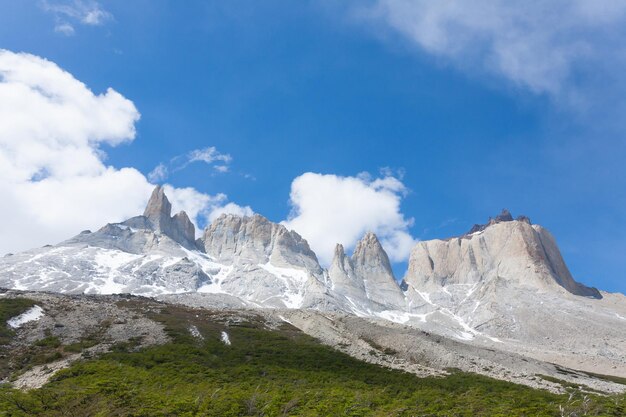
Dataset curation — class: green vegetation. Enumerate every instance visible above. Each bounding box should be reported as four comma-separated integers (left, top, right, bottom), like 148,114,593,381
33,336,61,349
0,299,624,416
536,374,604,394
581,371,626,387
0,297,36,346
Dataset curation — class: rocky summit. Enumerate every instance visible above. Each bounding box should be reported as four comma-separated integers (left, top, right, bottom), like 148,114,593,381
0,186,625,388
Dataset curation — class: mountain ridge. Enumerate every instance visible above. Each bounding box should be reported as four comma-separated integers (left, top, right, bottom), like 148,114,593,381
1,186,624,380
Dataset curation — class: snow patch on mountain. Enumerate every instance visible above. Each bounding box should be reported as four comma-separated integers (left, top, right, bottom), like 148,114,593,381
7,305,44,329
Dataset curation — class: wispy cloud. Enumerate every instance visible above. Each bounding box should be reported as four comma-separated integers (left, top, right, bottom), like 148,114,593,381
182,146,232,173
53,22,75,36
147,163,168,183
41,0,113,36
188,147,232,165
148,146,233,182
358,1,626,110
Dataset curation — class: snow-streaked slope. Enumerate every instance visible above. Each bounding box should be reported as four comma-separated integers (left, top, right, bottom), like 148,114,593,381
1,189,625,378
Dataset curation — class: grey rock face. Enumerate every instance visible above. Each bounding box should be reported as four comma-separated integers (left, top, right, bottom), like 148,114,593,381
171,211,196,247
406,217,599,297
139,185,197,249
327,244,370,311
203,213,322,274
143,185,172,232
201,213,329,309
351,233,405,308
328,244,363,295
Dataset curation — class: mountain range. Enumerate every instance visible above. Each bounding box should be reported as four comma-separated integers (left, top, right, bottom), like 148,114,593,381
1,185,625,385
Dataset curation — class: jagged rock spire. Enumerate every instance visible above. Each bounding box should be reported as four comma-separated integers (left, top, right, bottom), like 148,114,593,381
495,209,513,222
171,211,196,246
139,185,196,248
349,232,405,307
467,209,530,235
352,232,393,274
329,244,354,279
143,185,172,232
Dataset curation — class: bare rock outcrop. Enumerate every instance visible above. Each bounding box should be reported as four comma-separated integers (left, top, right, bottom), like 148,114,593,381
405,213,600,298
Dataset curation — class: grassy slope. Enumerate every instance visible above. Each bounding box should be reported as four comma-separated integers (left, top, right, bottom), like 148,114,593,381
0,299,624,417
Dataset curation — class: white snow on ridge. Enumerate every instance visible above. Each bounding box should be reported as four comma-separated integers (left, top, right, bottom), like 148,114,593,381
92,249,143,294
376,310,411,324
7,305,44,328
94,250,142,271
197,264,232,294
344,296,371,317
259,262,308,308
376,310,433,324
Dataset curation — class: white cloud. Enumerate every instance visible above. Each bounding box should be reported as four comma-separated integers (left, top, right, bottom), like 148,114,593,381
42,0,112,36
147,146,233,182
0,50,139,182
360,1,626,101
187,147,232,165
54,23,75,36
282,172,417,265
208,202,255,223
42,0,112,25
162,186,253,234
0,50,247,253
147,163,168,183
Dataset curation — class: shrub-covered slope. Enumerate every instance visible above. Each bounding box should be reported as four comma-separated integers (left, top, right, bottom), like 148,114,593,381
0,296,624,416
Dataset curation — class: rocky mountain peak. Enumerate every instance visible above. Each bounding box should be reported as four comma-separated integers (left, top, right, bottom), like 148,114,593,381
334,243,346,259
408,214,601,298
171,211,196,246
494,208,513,222
329,243,352,274
352,232,392,274
143,185,172,230
202,213,321,273
467,209,530,235
131,185,196,248
346,232,405,308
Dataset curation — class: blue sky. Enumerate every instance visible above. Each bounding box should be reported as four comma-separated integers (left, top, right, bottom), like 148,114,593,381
1,1,624,293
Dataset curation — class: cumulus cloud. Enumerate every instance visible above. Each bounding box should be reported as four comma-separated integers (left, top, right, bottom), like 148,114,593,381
208,202,255,223
41,0,112,35
0,49,247,253
162,185,253,230
360,1,626,102
282,172,417,265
